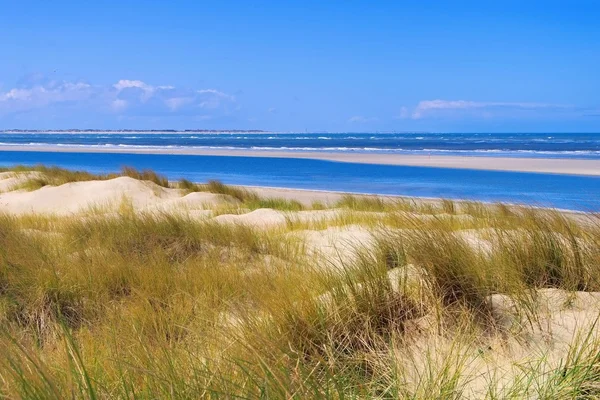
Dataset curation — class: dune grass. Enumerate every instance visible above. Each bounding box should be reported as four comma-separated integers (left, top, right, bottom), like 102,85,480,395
1,164,170,189
2,165,304,212
2,166,600,397
180,178,305,211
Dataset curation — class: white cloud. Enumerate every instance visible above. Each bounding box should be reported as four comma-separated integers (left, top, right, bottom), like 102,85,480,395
0,81,93,113
1,88,32,101
396,106,410,119
348,116,366,123
411,99,569,119
195,89,235,110
113,79,156,101
164,97,193,111
61,82,92,91
348,115,378,123
113,79,153,92
197,89,235,100
111,99,128,111
0,76,236,118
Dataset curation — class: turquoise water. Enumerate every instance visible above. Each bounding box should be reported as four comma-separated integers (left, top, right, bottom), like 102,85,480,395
0,150,599,211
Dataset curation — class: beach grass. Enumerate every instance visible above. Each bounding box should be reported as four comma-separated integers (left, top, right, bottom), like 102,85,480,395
1,164,170,189
1,166,600,398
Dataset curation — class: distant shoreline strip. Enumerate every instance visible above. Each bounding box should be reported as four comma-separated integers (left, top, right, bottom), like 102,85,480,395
1,144,600,177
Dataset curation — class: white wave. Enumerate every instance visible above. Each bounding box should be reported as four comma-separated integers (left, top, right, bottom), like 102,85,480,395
0,142,51,146
2,141,600,158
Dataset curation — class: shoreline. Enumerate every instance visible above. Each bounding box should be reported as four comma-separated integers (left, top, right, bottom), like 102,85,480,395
243,185,591,217
1,145,600,176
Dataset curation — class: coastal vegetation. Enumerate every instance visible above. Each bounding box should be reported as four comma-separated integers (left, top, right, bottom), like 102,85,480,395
1,166,600,398
0,164,171,189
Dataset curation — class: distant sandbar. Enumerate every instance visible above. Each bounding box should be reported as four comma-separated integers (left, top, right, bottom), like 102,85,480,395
0,145,599,176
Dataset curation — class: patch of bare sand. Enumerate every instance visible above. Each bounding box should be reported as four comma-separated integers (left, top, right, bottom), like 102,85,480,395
288,224,493,273
386,285,600,398
244,186,347,207
289,225,375,270
213,208,288,228
214,209,356,229
331,273,600,398
142,191,234,213
4,146,600,175
456,229,494,255
463,289,600,398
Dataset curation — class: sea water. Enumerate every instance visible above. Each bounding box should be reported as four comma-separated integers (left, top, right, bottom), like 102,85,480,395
0,150,599,212
1,132,600,159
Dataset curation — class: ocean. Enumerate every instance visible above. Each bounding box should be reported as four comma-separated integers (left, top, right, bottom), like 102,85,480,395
1,131,600,158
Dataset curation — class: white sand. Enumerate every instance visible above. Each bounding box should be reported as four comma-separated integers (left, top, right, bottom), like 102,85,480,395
243,186,347,206
290,225,375,270
142,191,232,213
1,145,599,175
213,208,288,228
0,176,180,215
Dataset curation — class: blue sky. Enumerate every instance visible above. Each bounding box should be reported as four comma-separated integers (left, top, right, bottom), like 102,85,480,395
1,1,599,131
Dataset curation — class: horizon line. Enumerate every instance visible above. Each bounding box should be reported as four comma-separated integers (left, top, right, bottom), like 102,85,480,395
2,129,600,135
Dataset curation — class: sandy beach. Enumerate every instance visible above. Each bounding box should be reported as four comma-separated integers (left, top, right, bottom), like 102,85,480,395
1,145,600,176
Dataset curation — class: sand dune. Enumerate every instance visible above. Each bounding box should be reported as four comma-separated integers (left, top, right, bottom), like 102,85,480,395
0,176,179,215
2,172,600,397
